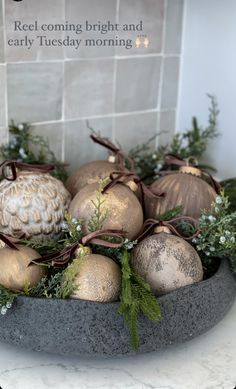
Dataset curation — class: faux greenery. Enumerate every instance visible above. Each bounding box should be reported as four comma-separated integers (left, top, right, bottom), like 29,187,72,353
129,95,219,183
118,249,161,350
0,121,68,182
192,192,236,273
220,178,236,213
0,285,17,315
88,179,109,232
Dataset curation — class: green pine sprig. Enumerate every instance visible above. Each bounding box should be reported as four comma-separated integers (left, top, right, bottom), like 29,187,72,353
88,179,109,232
0,121,68,182
118,249,161,350
0,285,17,315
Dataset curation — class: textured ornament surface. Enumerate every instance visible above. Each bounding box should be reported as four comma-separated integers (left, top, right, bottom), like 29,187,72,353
66,160,118,197
69,182,143,239
147,172,216,219
131,233,203,295
72,254,121,302
0,244,46,291
0,172,71,239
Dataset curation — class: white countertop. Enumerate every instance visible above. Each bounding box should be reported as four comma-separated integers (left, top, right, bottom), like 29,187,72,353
0,300,236,389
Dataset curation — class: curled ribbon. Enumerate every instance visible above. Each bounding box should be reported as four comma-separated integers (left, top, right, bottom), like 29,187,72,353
159,154,221,194
0,160,68,182
90,133,135,171
30,229,127,267
0,233,20,250
137,217,200,242
102,171,165,211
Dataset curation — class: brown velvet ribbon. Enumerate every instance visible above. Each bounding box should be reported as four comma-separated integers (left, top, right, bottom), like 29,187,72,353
137,217,200,242
90,133,135,171
0,233,20,250
102,171,165,210
159,153,221,194
0,160,67,182
31,229,127,267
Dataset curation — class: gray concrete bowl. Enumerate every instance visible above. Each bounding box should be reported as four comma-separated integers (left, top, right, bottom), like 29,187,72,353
0,258,235,357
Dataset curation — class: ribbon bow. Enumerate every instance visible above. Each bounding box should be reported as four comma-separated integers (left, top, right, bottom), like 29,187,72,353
90,133,135,171
30,229,127,267
102,171,165,211
0,233,20,250
137,217,200,242
0,160,67,182
160,154,221,194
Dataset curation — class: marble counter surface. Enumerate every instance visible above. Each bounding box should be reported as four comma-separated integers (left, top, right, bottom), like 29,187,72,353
0,300,235,389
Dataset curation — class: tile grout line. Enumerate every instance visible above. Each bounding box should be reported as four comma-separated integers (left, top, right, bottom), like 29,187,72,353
30,109,161,127
5,53,181,66
175,0,186,134
2,0,8,138
111,0,120,142
156,0,168,148
61,0,66,162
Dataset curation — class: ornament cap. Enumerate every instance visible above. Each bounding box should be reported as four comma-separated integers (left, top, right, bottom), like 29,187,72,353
75,246,92,258
179,166,201,177
125,180,139,193
108,155,116,164
154,226,171,234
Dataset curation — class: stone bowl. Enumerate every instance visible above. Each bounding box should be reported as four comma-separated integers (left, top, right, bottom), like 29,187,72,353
0,258,235,357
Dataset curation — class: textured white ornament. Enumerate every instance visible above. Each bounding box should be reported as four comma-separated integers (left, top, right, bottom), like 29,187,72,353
0,171,71,239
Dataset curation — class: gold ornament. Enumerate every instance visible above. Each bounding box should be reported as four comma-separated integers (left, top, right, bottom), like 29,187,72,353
146,166,217,219
69,181,143,240
71,252,121,302
0,171,71,239
0,245,47,291
66,158,120,197
131,227,203,296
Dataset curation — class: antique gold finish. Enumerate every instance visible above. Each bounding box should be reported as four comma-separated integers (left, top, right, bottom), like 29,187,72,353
0,245,47,291
146,170,216,220
125,180,138,193
131,233,203,296
179,166,201,177
153,226,171,234
69,182,143,240
66,160,119,197
71,254,121,302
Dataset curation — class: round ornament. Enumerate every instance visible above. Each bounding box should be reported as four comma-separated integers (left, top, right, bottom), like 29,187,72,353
66,134,131,197
0,167,71,239
131,226,203,296
0,245,46,291
66,158,120,197
71,251,121,302
146,166,217,219
69,181,143,240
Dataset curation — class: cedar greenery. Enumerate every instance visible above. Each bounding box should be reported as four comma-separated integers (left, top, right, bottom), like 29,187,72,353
0,285,17,315
0,121,68,182
220,178,236,213
88,179,109,232
118,249,161,350
129,94,219,183
192,192,236,273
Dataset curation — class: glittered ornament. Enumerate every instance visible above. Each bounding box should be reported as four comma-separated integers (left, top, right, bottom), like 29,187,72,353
147,165,217,220
0,244,46,292
131,224,203,296
69,180,144,240
66,134,132,197
0,161,71,239
71,248,121,302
